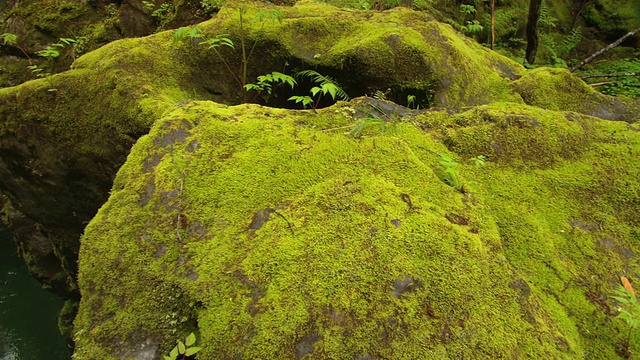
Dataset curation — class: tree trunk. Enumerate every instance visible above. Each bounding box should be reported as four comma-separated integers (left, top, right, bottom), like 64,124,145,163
525,0,542,65
491,0,495,50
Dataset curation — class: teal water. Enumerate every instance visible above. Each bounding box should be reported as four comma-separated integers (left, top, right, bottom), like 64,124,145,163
0,226,71,360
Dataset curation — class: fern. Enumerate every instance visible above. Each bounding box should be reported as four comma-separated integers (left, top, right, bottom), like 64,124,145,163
296,70,349,101
173,26,203,44
288,70,349,109
463,20,483,34
288,95,314,109
1,33,18,45
245,71,296,95
538,1,557,31
459,4,476,15
557,26,582,58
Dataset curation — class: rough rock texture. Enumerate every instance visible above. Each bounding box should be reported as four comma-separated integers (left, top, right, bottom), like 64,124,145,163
0,0,211,87
0,0,639,358
73,99,640,359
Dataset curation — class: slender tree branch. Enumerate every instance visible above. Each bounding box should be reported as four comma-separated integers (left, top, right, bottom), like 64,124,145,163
587,81,619,86
579,72,640,79
570,28,640,72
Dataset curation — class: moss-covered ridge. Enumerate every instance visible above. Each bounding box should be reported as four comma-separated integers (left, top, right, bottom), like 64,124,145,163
74,98,640,359
513,67,640,122
0,0,638,355
0,29,195,293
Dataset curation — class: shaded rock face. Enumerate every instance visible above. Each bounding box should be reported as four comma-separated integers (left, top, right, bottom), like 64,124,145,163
0,0,210,87
119,2,157,38
0,1,639,359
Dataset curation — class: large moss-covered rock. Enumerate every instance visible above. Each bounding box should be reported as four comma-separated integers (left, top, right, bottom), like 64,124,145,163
0,0,210,87
73,99,640,359
512,67,640,121
0,0,531,295
0,0,639,358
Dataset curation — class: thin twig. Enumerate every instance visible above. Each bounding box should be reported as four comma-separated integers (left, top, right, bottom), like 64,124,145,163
320,124,356,132
272,210,295,236
579,72,640,79
176,178,183,242
588,81,620,87
570,27,640,72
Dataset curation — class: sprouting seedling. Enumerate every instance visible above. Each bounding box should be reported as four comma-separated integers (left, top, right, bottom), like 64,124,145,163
439,154,462,191
407,94,417,109
436,154,485,193
350,104,401,137
164,332,201,360
612,276,640,356
469,155,486,167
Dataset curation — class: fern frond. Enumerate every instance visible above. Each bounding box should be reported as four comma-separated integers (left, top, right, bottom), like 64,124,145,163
558,26,582,58
296,70,349,100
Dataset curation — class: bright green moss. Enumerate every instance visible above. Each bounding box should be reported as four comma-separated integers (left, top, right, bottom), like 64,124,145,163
1,1,638,358
512,67,640,122
74,98,640,358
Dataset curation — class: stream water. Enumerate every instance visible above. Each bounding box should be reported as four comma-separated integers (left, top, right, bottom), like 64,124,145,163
0,226,71,360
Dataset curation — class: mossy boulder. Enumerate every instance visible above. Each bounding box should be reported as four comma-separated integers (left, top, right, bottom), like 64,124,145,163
512,67,640,121
73,99,640,359
0,0,639,358
0,0,530,295
0,0,210,87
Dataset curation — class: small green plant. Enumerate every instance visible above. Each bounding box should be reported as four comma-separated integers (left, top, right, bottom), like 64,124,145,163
65,36,88,60
1,32,32,61
612,276,640,357
406,94,417,109
164,333,201,360
173,26,203,44
174,8,285,102
143,1,172,21
288,95,314,109
459,4,476,15
437,154,486,193
469,155,486,167
372,88,391,100
174,27,240,90
350,113,400,137
36,43,64,59
349,103,401,137
1,32,18,45
438,154,463,191
29,40,67,92
288,70,349,109
445,4,483,35
238,8,284,100
245,71,296,101
201,0,223,12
